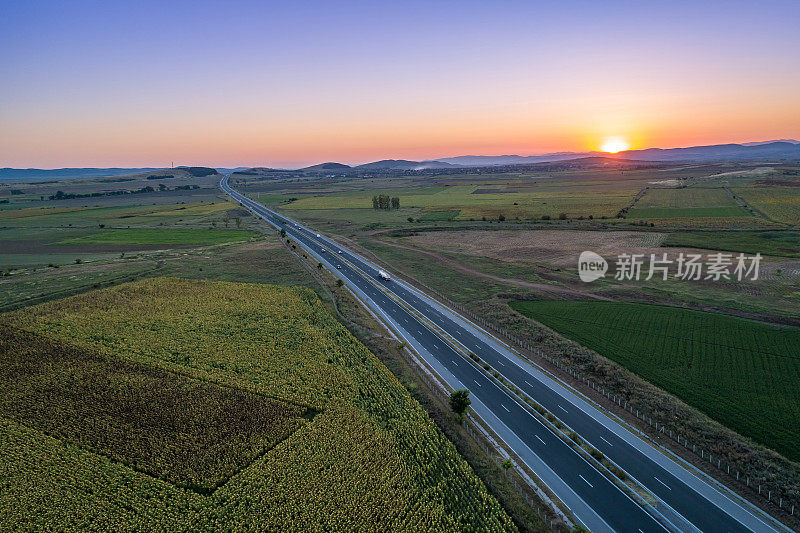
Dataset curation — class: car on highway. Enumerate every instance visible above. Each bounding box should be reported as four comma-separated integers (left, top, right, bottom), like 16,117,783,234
336,265,342,269
338,250,343,254
378,270,391,281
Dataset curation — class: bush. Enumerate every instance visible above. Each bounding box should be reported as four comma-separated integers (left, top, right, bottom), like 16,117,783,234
449,389,471,421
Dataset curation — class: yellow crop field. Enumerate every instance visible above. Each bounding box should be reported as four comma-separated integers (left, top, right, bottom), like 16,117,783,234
733,187,800,224
0,278,516,531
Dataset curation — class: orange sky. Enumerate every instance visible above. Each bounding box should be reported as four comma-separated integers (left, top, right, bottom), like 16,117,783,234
1,2,798,168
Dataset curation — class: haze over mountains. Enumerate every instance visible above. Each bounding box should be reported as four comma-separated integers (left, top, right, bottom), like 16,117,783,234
305,140,800,170
437,140,800,167
2,141,798,182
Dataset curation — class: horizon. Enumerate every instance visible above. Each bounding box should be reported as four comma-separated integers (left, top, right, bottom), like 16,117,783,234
3,138,799,171
2,1,799,168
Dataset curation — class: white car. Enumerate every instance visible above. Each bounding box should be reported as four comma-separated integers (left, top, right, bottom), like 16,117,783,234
338,250,343,254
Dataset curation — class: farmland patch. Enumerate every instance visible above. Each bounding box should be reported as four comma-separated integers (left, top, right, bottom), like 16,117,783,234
510,300,800,461
0,278,515,530
56,228,259,246
0,325,308,494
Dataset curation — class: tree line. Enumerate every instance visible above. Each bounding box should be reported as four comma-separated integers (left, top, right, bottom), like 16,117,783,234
372,194,400,210
49,184,199,200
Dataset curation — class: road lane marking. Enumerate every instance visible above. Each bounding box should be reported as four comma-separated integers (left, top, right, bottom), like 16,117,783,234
502,404,511,413
524,380,533,387
558,405,569,413
473,380,482,387
451,360,459,367
535,435,546,445
599,436,614,447
578,474,593,488
653,476,672,490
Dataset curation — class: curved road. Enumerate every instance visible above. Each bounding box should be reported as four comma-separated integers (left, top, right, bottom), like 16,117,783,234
221,176,785,533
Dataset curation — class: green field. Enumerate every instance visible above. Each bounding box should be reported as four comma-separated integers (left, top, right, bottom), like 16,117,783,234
628,206,751,218
418,210,461,221
284,183,637,220
509,300,800,461
629,187,752,219
0,201,232,228
56,228,259,245
664,230,800,257
0,278,515,531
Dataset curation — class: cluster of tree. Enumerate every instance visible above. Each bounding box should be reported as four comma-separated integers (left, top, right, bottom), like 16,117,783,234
184,166,218,177
372,194,400,210
49,184,199,200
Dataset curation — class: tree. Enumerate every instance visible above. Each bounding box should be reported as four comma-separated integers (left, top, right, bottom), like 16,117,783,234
391,196,400,209
336,279,343,287
449,389,471,421
234,217,242,228
317,262,323,270
407,217,414,223
372,196,379,209
396,341,406,353
280,228,286,238
498,213,505,222
558,212,567,220
501,459,513,471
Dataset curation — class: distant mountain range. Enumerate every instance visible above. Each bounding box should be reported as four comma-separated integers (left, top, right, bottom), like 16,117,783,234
437,140,800,167
298,140,800,171
3,141,799,183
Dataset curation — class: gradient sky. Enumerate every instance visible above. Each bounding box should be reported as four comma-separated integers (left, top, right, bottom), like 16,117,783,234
2,0,799,168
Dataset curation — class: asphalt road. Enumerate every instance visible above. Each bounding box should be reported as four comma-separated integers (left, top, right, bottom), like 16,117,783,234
221,176,785,533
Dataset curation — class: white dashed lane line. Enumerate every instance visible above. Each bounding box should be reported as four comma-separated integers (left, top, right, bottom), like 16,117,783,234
599,436,614,447
578,475,593,488
535,435,546,445
558,405,569,413
502,404,511,413
653,476,672,490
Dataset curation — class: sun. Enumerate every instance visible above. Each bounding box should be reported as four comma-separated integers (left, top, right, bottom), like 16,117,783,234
600,137,630,153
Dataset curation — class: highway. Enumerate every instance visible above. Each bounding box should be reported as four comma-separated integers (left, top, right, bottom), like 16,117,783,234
221,176,786,533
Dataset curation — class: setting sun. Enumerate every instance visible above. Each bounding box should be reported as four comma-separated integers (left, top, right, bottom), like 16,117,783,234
600,137,630,153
